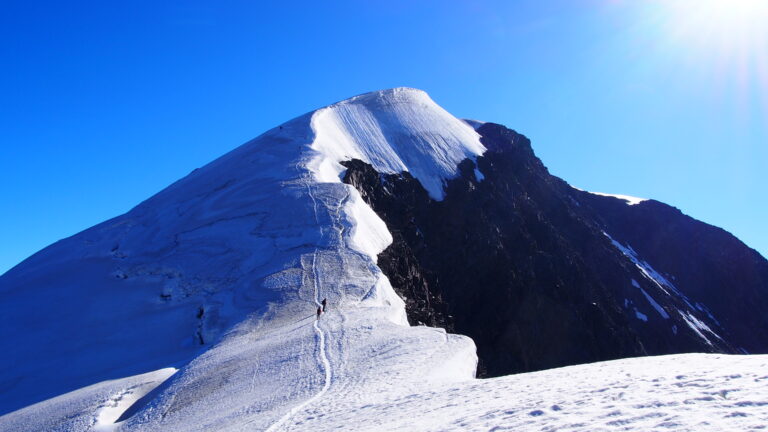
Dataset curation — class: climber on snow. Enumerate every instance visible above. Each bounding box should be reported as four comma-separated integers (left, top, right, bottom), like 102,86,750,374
317,306,322,320
321,298,327,312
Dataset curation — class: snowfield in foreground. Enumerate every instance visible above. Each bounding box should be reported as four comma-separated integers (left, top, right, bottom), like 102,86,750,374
289,353,768,432
2,88,766,431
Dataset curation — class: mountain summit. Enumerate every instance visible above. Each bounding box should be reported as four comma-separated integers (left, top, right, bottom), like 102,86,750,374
0,88,481,429
2,88,767,431
310,87,485,199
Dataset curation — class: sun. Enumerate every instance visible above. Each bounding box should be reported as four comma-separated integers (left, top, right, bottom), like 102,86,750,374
688,0,768,22
659,0,768,47
635,0,768,109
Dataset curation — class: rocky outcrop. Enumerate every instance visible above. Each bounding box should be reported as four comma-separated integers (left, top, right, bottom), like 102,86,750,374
343,122,768,377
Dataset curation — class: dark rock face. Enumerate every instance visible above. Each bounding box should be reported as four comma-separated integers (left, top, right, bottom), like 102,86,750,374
576,192,768,354
342,122,768,377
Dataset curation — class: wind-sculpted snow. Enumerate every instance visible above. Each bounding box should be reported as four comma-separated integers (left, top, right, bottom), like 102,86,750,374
0,368,177,432
310,87,485,200
0,88,477,430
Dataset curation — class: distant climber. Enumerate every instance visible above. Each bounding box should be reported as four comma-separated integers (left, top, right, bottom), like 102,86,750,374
317,306,322,320
321,298,327,312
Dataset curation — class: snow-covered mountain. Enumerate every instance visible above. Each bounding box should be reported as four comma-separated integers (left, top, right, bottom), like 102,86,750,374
2,88,767,431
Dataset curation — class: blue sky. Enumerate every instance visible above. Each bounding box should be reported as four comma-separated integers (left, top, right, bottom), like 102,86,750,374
1,0,766,273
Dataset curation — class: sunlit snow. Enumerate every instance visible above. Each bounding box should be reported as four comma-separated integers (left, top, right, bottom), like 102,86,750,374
1,88,764,432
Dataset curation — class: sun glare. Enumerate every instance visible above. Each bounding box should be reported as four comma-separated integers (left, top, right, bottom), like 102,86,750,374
638,0,768,112
664,0,768,43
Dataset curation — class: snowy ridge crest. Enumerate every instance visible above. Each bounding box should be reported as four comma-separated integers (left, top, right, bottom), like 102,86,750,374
0,88,480,430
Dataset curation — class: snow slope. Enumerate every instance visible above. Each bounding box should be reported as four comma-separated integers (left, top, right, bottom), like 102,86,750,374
0,88,479,429
2,88,765,432
269,353,768,432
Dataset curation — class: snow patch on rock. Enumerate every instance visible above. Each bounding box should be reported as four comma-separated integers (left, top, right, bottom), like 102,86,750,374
572,185,647,205
588,191,647,205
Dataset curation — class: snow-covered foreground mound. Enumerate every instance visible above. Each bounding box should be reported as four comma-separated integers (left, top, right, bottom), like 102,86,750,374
257,353,768,432
5,349,766,431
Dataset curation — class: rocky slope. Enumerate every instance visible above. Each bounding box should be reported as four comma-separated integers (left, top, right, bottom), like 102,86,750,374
343,121,768,377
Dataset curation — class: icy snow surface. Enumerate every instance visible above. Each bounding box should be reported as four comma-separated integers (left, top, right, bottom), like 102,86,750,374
2,88,766,431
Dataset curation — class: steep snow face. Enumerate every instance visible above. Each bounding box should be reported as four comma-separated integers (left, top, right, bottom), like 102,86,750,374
0,88,478,429
310,88,485,200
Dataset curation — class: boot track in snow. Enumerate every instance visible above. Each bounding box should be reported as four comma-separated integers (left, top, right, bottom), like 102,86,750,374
264,182,334,432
